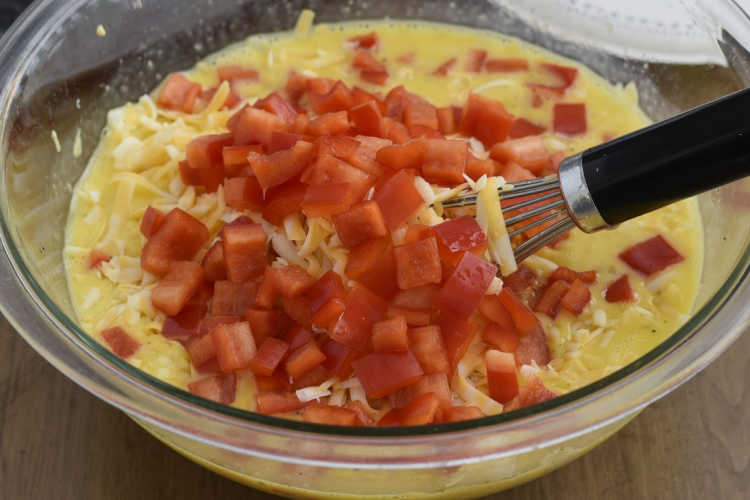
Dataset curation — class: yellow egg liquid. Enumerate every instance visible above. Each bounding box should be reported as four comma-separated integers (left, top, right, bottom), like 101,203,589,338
64,19,702,411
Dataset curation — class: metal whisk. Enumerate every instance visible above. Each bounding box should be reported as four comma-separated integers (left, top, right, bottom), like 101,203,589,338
443,87,750,262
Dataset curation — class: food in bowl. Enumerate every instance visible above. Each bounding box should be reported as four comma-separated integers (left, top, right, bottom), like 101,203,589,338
64,13,702,426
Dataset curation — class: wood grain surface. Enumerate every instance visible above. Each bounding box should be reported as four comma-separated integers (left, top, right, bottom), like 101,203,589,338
0,314,748,500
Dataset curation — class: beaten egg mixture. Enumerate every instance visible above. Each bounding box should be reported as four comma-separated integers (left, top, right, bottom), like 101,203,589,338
64,18,702,413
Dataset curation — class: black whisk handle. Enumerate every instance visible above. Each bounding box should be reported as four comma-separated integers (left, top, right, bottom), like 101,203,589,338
580,87,750,226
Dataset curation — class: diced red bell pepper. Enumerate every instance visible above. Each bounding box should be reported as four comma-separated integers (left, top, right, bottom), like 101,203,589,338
254,267,277,310
87,249,111,269
460,93,515,148
560,279,591,315
211,321,256,372
403,99,439,131
307,76,336,95
344,238,399,299
267,131,305,154
433,216,488,256
465,156,497,180
254,91,298,124
178,160,202,186
346,400,375,426
420,139,468,185
408,125,444,139
292,364,330,390
439,312,480,369
255,371,291,393
383,117,410,144
432,57,457,76
490,136,550,174
353,51,389,85
360,69,389,85
541,63,578,88
553,103,587,135
503,264,544,306
352,351,424,398
186,333,217,368
249,337,290,376
437,252,497,320
316,135,361,159
311,297,346,329
285,71,310,103
441,405,484,422
408,325,450,375
245,308,291,344
261,182,307,225
280,296,313,327
485,58,529,72
162,303,208,340
151,261,205,316
515,324,551,366
140,206,166,239
401,392,441,426
373,169,425,231
285,341,327,379
349,101,384,137
308,81,354,115
402,224,434,244
249,140,315,190
305,270,347,313
534,280,571,319
549,266,597,284
217,65,259,82
394,236,442,289
518,373,557,408
223,176,264,212
605,274,635,303
498,162,535,182
222,223,267,283
186,133,234,172
211,280,258,316
321,338,356,378
187,372,237,405
391,373,452,411
372,316,409,353
478,294,516,331
486,349,519,404
281,325,312,352
197,314,241,338
272,265,316,299
228,106,287,147
332,200,388,248
307,111,351,136
377,408,403,426
101,326,140,358
157,73,202,112
348,31,379,49
330,284,387,350
351,86,385,112
302,153,373,201
619,235,685,275
483,322,520,352
436,107,457,135
508,118,546,139
498,287,539,335
302,182,356,217
302,405,358,426
465,49,487,72
141,208,209,276
376,140,426,170
387,305,431,327
257,391,306,415
392,284,439,309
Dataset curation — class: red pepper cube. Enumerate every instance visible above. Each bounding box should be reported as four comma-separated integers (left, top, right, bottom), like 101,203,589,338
140,206,166,239
391,373,452,411
223,176,264,212
549,266,597,284
498,162,535,182
438,312,479,370
485,58,529,72
352,351,424,399
332,200,388,248
344,238,399,300
360,69,389,85
348,31,379,49
386,305,431,327
301,182,356,217
249,337,290,376
515,324,551,366
187,373,237,405
330,284,388,350
483,322,520,353
437,252,497,320
308,81,354,115
432,57,457,76
383,117,410,144
197,315,242,338
222,144,263,169
280,296,313,327
201,242,226,282
305,270,347,313
245,308,291,344
157,73,202,112
228,106,286,147
408,125,443,140
254,266,277,310
273,265,316,299
151,261,205,316
349,101,384,137
101,326,140,359
553,103,587,135
436,107,457,135
460,93,515,148
254,91,298,124
490,136,551,174
321,338,356,378
248,140,315,191
353,50,387,73
311,297,346,329
210,280,258,316
486,349,519,404
211,321,257,372
478,294,516,331
541,62,579,87
307,111,351,136
141,208,209,276
518,373,558,408
302,405,359,426
534,280,571,319
217,65,259,82
222,223,267,283
162,303,207,341
420,139,468,185
619,235,685,275
400,392,440,426
498,287,539,335
283,325,313,351
394,236,442,290
316,135,361,160
392,284,440,310
433,215,489,257
441,405,484,422
302,154,373,202
465,49,488,72
261,182,307,226
186,133,234,174
560,279,591,315
285,341,327,379
408,325,450,375
465,156,497,181
509,118,546,139
605,274,635,303
375,140,426,170
372,316,409,353
403,99,439,130
267,131,305,154
372,169,425,231
186,333,217,368
378,408,403,426
257,391,306,415
292,365,329,390
87,249,111,269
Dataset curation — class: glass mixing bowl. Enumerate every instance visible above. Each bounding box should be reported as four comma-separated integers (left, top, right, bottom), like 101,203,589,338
1,0,749,498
